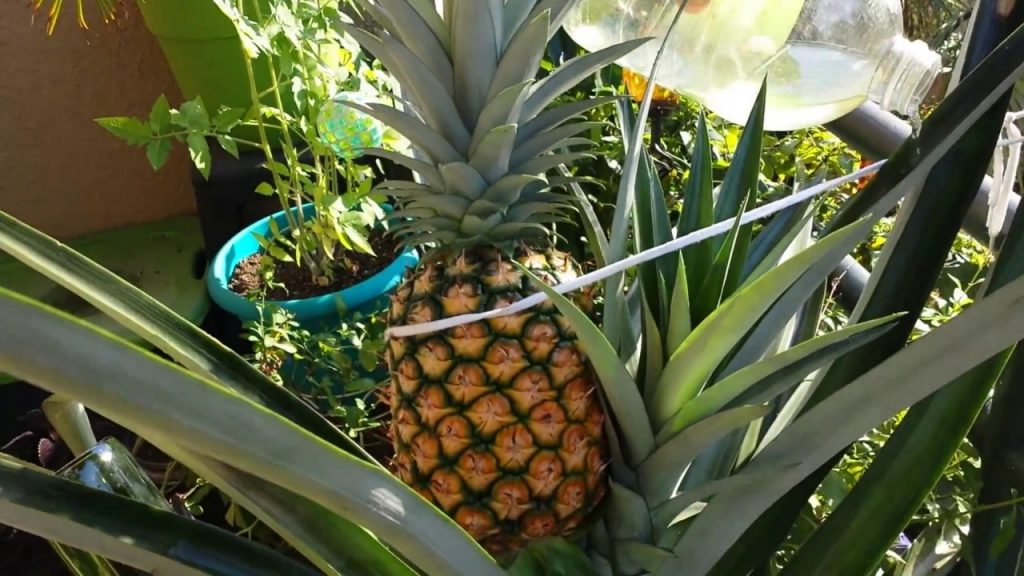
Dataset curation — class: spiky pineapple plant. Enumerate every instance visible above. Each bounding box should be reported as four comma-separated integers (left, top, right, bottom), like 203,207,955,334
337,0,645,553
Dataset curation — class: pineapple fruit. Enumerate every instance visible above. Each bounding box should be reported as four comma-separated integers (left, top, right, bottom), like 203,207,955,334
387,247,605,553
341,0,646,554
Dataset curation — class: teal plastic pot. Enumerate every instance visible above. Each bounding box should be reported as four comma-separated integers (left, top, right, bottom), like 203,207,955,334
207,203,418,329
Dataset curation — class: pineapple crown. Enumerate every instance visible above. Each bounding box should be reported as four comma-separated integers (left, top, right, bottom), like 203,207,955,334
339,0,647,250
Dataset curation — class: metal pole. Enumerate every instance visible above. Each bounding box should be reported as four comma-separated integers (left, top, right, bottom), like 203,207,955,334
825,102,1019,243
824,102,1020,304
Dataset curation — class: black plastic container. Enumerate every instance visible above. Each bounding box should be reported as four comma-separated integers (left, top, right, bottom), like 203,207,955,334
191,144,284,260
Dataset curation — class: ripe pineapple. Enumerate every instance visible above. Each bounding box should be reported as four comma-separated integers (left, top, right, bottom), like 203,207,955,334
387,247,605,553
341,0,645,553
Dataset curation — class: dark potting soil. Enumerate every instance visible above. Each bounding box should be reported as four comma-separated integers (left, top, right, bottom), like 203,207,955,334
228,229,401,301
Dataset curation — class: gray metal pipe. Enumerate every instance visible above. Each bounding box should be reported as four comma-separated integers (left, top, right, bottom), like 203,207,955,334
823,102,1019,304
825,101,1019,243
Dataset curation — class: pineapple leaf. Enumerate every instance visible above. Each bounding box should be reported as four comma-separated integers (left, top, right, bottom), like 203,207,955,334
668,273,1024,574
404,0,453,53
614,541,677,576
561,165,610,268
465,199,503,217
362,147,446,190
388,218,462,234
0,288,504,576
439,163,488,200
523,38,650,120
481,174,545,205
469,124,518,183
451,0,500,130
511,122,604,168
0,213,369,461
713,81,767,229
342,24,471,152
650,470,786,537
679,112,716,297
500,0,539,51
516,152,595,176
634,146,677,329
0,454,324,576
664,257,692,377
529,0,580,41
651,217,877,431
692,197,749,323
714,225,846,382
345,101,464,164
642,295,666,400
639,404,770,506
517,95,622,144
371,0,454,95
507,536,601,576
658,314,902,444
507,200,567,221
711,83,767,300
488,222,549,238
517,263,656,465
471,81,533,156
488,9,550,102
740,202,815,285
606,481,654,542
405,196,472,220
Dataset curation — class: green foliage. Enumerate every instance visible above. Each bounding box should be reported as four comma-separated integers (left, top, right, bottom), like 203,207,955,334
95,0,407,284
9,3,1024,576
244,302,387,440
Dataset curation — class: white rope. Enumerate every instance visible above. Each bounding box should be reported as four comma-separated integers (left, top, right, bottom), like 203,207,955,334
989,111,1024,246
386,160,887,339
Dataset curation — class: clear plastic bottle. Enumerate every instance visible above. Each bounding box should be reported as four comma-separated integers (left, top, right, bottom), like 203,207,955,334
563,0,943,131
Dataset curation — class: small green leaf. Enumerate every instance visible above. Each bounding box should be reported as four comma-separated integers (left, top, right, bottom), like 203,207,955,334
266,160,292,178
268,245,291,261
149,95,172,134
343,227,374,256
255,182,276,197
187,134,212,180
95,117,151,146
214,107,247,132
217,136,240,159
177,99,211,132
145,139,172,171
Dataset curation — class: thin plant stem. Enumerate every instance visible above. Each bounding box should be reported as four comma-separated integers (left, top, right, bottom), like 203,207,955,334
237,0,297,237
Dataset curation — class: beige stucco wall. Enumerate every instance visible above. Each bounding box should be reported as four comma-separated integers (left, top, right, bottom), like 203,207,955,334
0,2,195,240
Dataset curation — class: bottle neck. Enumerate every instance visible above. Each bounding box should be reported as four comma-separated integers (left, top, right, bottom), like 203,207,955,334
869,36,942,118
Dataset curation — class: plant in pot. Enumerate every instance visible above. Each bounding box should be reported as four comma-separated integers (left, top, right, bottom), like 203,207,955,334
31,0,390,259
97,0,418,330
